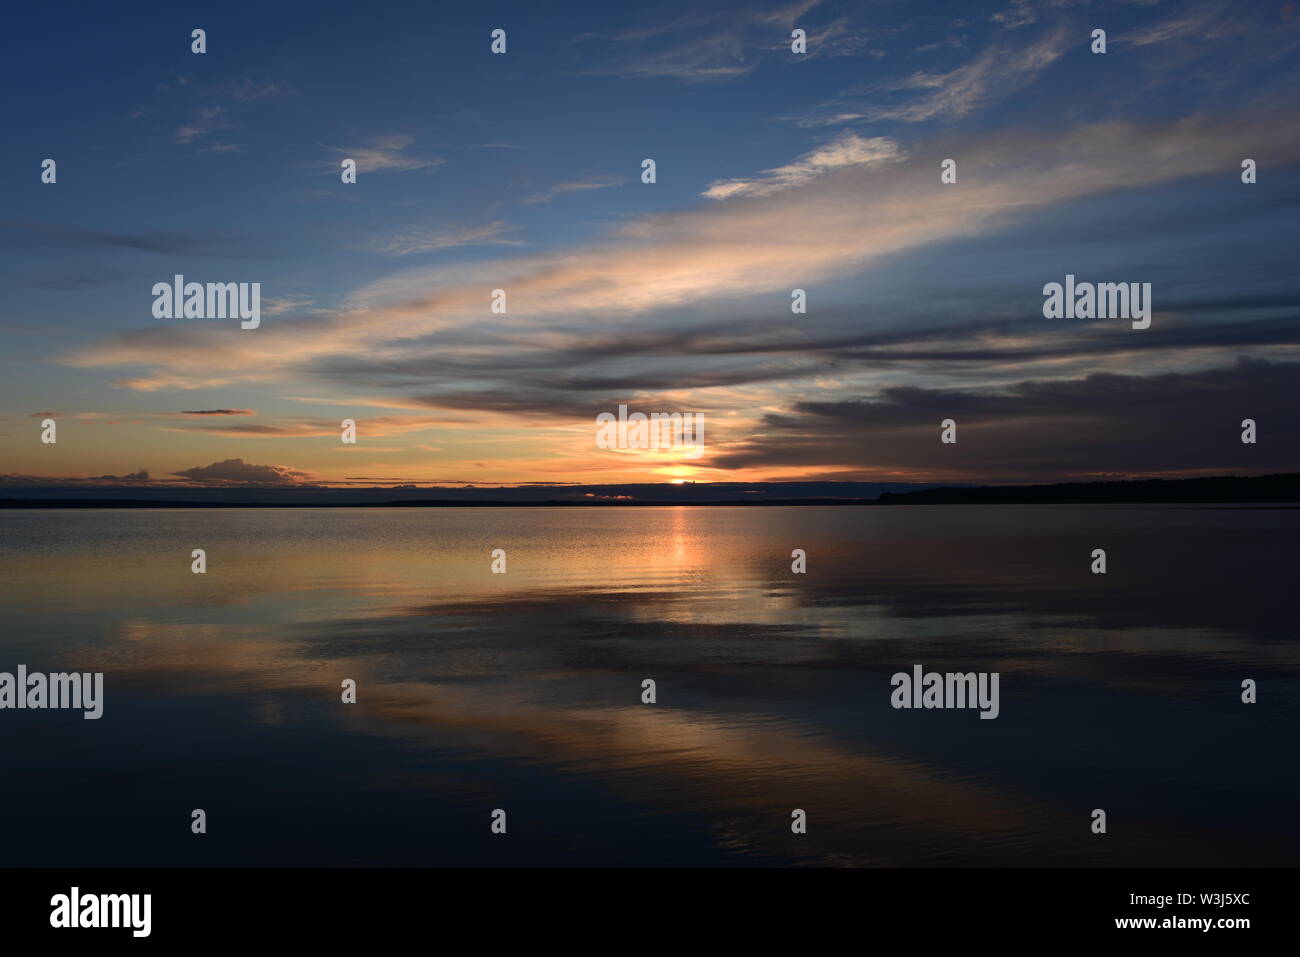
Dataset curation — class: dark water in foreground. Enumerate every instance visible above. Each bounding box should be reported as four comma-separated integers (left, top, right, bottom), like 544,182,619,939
1,505,1296,867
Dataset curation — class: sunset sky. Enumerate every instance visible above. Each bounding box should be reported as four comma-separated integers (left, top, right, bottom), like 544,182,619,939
3,0,1298,488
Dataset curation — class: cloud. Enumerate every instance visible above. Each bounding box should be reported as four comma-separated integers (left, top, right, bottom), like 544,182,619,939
0,470,151,487
171,458,313,485
330,135,442,174
161,414,458,438
0,219,239,257
579,0,830,82
263,296,316,316
845,26,1068,123
988,0,1039,30
179,424,326,436
60,109,1300,408
164,409,256,416
229,79,285,102
702,132,903,199
525,177,623,205
1123,3,1229,47
915,36,967,54
710,358,1300,482
584,25,753,81
175,105,227,144
95,470,150,483
170,78,285,148
791,112,870,128
370,221,523,256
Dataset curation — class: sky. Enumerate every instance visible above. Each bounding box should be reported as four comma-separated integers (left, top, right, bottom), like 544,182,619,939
2,0,1298,488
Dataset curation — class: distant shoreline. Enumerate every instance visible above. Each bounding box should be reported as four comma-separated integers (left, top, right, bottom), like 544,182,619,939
1,500,1297,509
1,472,1296,508
0,498,889,509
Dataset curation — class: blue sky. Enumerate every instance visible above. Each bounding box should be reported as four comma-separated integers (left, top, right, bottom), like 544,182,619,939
2,0,1298,486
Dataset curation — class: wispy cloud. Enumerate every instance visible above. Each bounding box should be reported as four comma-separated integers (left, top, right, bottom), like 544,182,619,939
915,35,967,54
329,134,442,174
839,26,1068,123
171,78,285,147
702,132,903,199
161,414,458,439
525,176,623,205
175,105,227,143
229,78,286,102
263,296,316,316
1123,3,1230,47
988,0,1040,30
790,111,870,128
580,0,833,82
61,108,1300,404
0,219,239,256
370,221,523,256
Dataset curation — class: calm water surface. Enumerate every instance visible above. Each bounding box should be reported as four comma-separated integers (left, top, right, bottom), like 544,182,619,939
1,505,1296,866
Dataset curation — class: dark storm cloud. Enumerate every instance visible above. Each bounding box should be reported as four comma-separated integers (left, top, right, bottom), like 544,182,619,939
711,358,1300,481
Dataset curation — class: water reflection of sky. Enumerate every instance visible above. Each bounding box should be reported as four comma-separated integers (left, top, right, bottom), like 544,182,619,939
1,506,1296,866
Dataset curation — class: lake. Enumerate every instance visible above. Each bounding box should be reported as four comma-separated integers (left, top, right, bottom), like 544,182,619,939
1,505,1295,866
